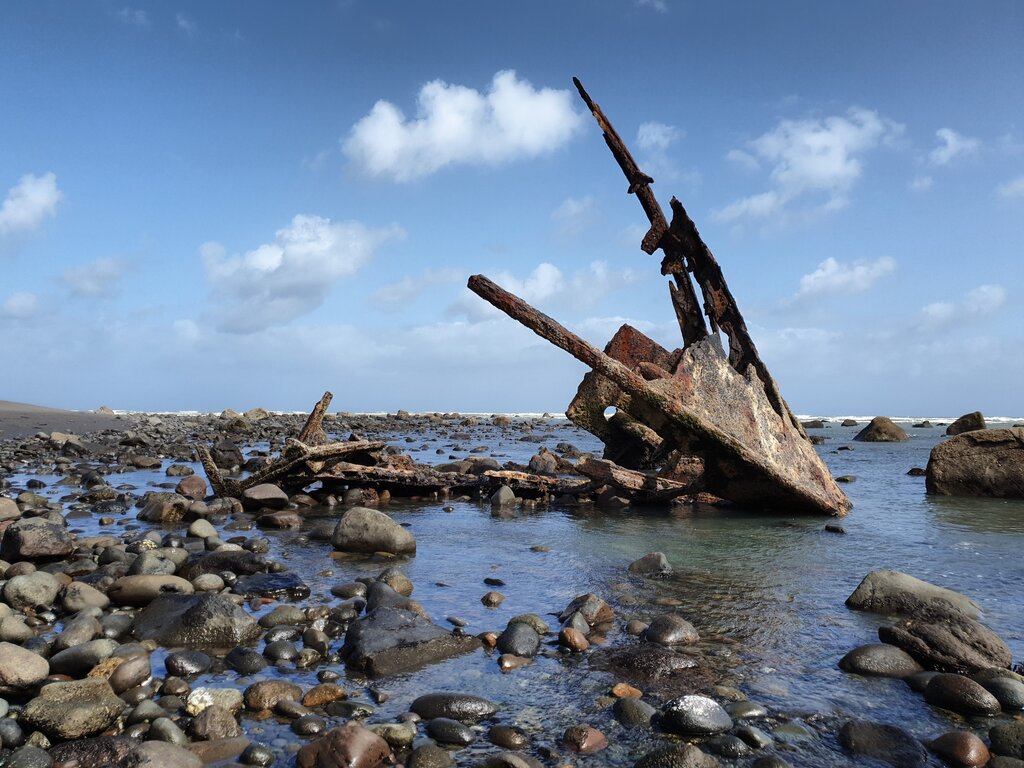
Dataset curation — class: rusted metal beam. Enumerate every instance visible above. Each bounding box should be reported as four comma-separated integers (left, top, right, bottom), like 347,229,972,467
298,391,333,445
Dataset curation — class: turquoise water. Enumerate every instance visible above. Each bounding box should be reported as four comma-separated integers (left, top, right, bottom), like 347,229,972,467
7,417,1024,765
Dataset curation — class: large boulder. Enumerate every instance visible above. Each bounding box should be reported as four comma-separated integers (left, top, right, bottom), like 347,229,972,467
846,570,981,620
0,517,74,561
22,678,125,740
853,417,909,443
331,507,416,555
946,411,986,436
926,428,1024,499
878,613,1012,673
131,593,261,647
341,607,479,677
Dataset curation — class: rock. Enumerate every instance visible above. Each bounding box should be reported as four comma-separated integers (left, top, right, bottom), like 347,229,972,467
211,440,244,470
842,419,859,427
496,622,541,657
923,673,1002,715
660,695,732,736
644,614,699,646
331,507,416,555
613,696,656,727
490,486,516,507
165,650,212,677
878,614,1013,673
527,450,558,475
410,692,499,722
244,680,302,711
0,517,74,561
62,581,110,612
839,643,925,677
176,476,208,501
634,744,718,768
22,678,125,740
137,492,190,523
926,428,1024,499
427,717,475,746
130,741,203,768
295,723,392,768
107,652,151,693
4,570,60,610
947,411,987,436
0,498,20,522
408,744,455,768
838,720,927,767
341,608,479,676
131,593,261,647
225,646,268,675
628,552,671,575
108,574,195,606
49,638,118,677
558,593,613,626
186,687,244,715
562,724,607,754
0,641,49,692
929,731,990,767
558,627,589,652
588,643,700,693
990,722,1024,759
177,549,265,581
846,569,981,619
241,484,289,511
853,417,909,443
974,670,1024,709
488,724,529,750
48,736,137,767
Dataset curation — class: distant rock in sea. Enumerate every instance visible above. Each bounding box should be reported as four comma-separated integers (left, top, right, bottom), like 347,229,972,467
945,411,986,436
853,417,909,443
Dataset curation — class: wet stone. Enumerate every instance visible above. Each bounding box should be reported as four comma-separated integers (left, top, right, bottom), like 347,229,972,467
233,571,311,602
226,646,269,675
661,695,733,736
408,743,455,768
488,724,529,750
410,692,499,722
634,744,718,768
924,672,1002,716
839,643,924,678
562,724,608,754
612,696,656,727
990,721,1024,759
644,613,700,646
726,700,768,719
929,730,990,768
496,622,541,657
838,719,927,767
427,717,475,746
165,650,212,677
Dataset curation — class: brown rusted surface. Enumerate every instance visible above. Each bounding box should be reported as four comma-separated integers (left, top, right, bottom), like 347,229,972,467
298,391,333,446
467,274,850,515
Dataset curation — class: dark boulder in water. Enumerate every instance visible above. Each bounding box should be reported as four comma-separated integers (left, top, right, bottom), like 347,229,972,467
946,411,986,436
341,608,479,677
838,720,927,767
853,417,908,443
131,593,261,648
926,428,1024,499
233,571,310,602
878,613,1012,673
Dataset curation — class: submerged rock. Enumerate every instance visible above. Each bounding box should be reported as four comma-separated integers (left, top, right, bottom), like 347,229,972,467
838,720,927,767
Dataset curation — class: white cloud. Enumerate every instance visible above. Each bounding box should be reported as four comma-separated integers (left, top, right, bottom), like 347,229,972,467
62,257,130,298
637,0,668,12
202,214,403,333
1,292,38,319
918,283,1006,330
114,7,149,26
343,70,583,182
714,108,903,224
928,128,980,166
637,122,680,154
726,149,760,171
374,267,463,306
551,196,597,237
997,175,1024,199
0,173,62,236
176,13,197,35
450,260,638,322
791,256,896,301
910,175,933,192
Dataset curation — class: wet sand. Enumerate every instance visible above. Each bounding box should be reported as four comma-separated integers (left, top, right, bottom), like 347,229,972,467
0,400,126,441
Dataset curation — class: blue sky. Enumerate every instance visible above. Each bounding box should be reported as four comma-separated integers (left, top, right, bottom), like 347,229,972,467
1,1,1021,415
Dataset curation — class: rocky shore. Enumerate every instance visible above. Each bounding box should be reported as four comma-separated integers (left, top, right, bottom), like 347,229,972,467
0,404,1020,767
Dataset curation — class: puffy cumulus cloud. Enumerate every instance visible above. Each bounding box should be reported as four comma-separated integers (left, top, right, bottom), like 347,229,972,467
450,260,638,321
551,196,597,237
0,172,63,237
714,108,903,224
918,284,1006,330
62,257,130,298
343,70,583,182
373,267,463,306
790,256,896,302
928,128,980,166
997,175,1024,199
1,292,38,319
202,214,403,333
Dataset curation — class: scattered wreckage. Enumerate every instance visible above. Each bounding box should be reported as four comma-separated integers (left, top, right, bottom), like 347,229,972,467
198,81,850,516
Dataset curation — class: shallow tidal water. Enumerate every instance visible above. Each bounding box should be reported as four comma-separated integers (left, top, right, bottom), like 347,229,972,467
9,416,1024,766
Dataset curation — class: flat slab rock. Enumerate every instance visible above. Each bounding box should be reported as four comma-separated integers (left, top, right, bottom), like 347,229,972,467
926,428,1024,499
232,571,311,602
341,607,480,677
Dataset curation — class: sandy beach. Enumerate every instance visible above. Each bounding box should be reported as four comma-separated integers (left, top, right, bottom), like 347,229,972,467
0,400,126,441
